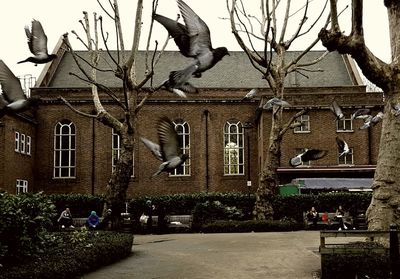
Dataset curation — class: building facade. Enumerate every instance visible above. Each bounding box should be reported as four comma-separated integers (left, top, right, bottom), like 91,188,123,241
0,40,383,197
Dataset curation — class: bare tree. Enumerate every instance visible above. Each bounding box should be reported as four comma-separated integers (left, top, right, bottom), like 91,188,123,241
61,0,167,227
227,0,329,220
319,0,400,231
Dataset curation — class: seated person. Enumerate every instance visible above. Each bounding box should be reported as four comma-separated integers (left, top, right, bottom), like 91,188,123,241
306,206,319,228
58,207,74,229
86,211,100,230
335,205,347,230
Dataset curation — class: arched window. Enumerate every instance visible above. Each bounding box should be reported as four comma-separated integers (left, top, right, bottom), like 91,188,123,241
224,120,244,175
171,119,190,176
54,120,76,178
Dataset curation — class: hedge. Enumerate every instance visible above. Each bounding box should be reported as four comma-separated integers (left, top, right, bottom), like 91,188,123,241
200,219,303,233
1,231,134,279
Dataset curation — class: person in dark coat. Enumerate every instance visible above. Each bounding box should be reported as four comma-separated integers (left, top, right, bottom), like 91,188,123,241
58,207,74,229
86,211,100,230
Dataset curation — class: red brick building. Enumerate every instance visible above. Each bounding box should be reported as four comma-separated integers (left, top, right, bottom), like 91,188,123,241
0,40,383,197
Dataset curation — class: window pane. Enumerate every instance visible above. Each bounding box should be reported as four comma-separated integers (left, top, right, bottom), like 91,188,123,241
224,120,244,175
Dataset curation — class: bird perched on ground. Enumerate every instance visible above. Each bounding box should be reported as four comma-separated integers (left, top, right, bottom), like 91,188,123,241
18,19,57,65
330,100,344,120
141,117,189,177
359,112,384,129
263,97,291,110
289,149,328,167
241,89,258,101
351,108,371,120
0,60,41,117
336,137,350,157
154,0,229,93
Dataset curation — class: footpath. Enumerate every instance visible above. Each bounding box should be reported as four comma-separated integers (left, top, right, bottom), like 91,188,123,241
83,231,322,279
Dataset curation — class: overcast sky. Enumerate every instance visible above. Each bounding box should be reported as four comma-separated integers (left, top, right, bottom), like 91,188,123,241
0,0,391,81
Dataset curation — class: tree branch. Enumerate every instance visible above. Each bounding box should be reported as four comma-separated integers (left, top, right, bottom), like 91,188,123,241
280,108,309,137
59,96,98,118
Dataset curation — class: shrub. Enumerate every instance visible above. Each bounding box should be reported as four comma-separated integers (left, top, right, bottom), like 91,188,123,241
0,192,56,264
49,194,105,218
0,231,134,279
192,200,244,228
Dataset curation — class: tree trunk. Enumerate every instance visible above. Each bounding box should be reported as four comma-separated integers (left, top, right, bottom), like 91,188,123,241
367,91,400,230
254,103,283,220
104,129,134,227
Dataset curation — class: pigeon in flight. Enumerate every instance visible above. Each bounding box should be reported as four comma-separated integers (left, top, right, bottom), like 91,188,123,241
241,89,258,101
0,60,40,117
289,149,328,167
141,117,189,177
359,112,384,129
154,0,229,91
161,64,199,98
263,97,291,110
330,100,344,120
18,19,57,65
336,137,350,157
351,108,371,120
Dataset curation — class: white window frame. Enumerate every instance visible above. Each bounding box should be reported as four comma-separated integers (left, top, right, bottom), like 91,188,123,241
53,120,76,178
294,115,310,133
26,136,31,155
15,131,20,152
170,120,191,176
224,120,244,175
16,179,28,194
338,148,354,165
20,133,26,154
336,115,353,132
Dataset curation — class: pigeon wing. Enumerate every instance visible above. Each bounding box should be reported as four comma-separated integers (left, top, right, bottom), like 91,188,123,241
157,117,181,161
335,137,345,152
0,60,26,103
140,137,163,161
301,149,327,162
153,14,192,57
330,100,343,119
177,0,212,56
29,20,48,56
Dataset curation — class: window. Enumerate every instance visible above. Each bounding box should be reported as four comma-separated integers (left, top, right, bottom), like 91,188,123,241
224,120,244,175
171,120,190,176
295,148,310,166
111,129,134,176
15,131,20,152
16,179,28,194
338,148,354,165
54,120,76,178
26,136,31,155
294,115,310,133
337,115,353,132
20,133,26,154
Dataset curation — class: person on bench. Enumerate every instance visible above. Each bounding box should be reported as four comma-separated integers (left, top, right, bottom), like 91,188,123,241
306,206,319,229
58,207,74,229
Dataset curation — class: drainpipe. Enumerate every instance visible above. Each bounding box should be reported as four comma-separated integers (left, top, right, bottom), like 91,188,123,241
204,110,209,192
91,118,96,195
367,125,372,165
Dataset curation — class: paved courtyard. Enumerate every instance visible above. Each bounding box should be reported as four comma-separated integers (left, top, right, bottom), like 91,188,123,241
83,231,323,279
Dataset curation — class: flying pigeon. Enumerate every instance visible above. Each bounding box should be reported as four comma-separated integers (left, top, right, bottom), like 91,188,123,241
263,97,291,110
336,137,350,157
18,19,57,65
330,100,344,120
241,89,258,101
351,108,371,120
0,60,40,117
359,112,384,129
161,64,199,97
289,149,328,167
141,117,189,177
154,0,229,91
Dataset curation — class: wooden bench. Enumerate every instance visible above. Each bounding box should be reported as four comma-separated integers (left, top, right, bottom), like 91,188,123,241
72,217,104,227
304,212,353,229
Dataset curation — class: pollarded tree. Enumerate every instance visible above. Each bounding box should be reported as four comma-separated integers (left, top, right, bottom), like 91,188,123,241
227,0,329,220
319,0,400,231
61,0,168,227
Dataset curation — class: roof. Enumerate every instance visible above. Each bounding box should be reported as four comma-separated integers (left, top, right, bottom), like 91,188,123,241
44,47,356,89
292,178,373,190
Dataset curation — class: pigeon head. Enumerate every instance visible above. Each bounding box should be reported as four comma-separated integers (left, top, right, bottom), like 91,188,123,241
213,47,230,62
180,153,190,162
